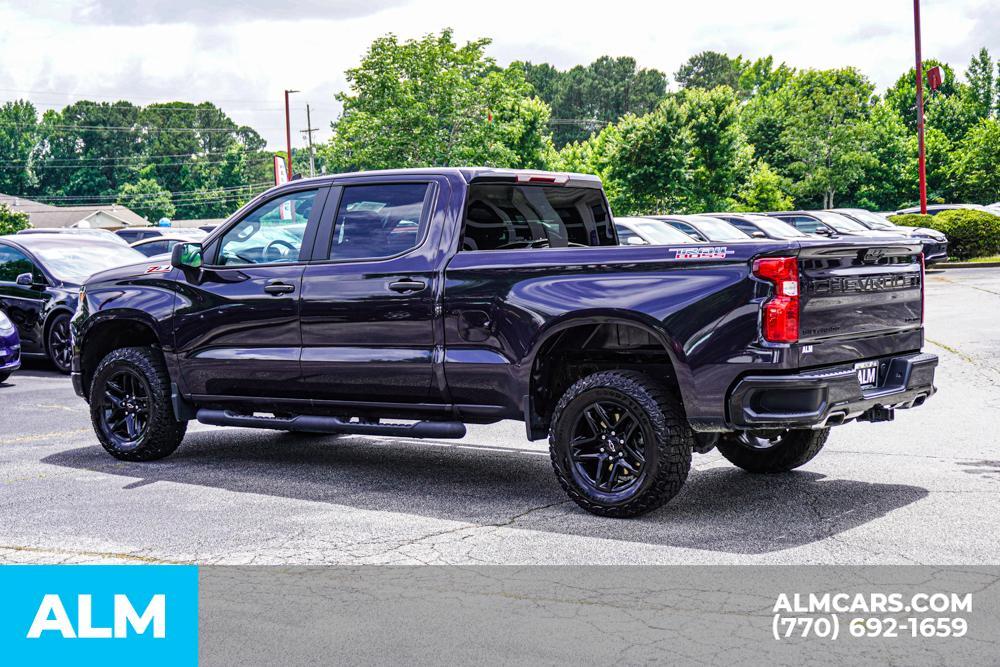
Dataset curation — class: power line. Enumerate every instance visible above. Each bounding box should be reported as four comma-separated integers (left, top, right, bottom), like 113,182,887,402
27,182,273,202
0,121,278,133
0,150,268,165
0,158,271,170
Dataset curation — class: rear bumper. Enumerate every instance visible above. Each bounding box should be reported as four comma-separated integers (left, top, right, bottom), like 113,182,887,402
727,352,937,429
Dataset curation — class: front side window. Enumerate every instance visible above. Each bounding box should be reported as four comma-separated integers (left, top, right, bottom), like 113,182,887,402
461,184,616,251
217,190,317,266
782,216,822,234
325,183,430,260
0,246,34,282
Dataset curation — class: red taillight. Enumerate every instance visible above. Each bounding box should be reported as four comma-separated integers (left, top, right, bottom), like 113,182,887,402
753,256,800,343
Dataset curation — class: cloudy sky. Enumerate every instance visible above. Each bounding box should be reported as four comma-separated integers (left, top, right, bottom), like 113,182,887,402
1,0,997,148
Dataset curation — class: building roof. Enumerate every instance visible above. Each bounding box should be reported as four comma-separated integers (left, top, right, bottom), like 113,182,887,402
0,193,149,228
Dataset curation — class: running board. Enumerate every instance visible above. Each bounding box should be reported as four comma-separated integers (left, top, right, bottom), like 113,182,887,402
195,409,467,439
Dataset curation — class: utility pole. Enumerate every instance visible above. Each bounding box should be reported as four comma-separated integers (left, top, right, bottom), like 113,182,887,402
913,0,927,214
301,104,319,178
284,89,299,179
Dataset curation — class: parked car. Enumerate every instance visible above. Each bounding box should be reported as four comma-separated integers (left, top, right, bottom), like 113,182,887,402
832,208,949,265
710,213,809,240
614,217,697,246
0,235,148,373
72,168,937,518
0,309,20,383
116,227,207,244
130,231,210,258
765,211,906,239
650,215,752,242
17,227,130,245
894,203,998,216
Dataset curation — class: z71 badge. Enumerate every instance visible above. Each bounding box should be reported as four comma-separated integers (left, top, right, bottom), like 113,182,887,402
144,264,172,274
670,246,734,260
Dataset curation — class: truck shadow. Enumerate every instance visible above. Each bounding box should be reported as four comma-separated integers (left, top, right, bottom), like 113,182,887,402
43,429,929,555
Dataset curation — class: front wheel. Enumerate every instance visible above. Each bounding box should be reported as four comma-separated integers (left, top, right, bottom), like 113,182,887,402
89,347,187,461
549,370,693,518
716,428,830,473
47,313,72,374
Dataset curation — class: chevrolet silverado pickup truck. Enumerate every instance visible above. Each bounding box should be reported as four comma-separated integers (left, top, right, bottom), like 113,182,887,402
71,168,937,517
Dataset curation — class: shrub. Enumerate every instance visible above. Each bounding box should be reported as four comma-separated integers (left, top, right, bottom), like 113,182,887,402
0,203,30,235
891,209,1000,260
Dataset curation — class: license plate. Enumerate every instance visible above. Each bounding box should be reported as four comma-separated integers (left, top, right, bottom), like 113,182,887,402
855,360,879,390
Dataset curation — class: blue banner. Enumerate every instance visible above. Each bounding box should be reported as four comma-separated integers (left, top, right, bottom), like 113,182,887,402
0,565,198,665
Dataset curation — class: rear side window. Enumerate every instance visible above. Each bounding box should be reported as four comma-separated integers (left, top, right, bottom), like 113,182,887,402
325,183,431,260
0,245,34,282
461,184,616,251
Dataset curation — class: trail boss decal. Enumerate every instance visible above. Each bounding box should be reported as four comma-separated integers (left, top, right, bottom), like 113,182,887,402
670,246,734,260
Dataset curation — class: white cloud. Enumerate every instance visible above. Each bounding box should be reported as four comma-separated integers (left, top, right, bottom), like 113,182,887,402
2,0,996,148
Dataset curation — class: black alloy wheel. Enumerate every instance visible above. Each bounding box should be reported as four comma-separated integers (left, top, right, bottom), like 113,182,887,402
47,314,72,373
99,369,152,449
569,400,647,497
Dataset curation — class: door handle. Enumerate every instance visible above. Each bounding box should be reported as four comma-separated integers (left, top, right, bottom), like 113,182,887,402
263,282,296,295
388,279,426,293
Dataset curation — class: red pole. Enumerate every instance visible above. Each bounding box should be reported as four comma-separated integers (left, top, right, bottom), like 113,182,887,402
913,0,927,214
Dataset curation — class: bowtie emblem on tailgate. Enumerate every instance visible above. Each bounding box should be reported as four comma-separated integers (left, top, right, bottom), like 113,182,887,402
862,248,887,263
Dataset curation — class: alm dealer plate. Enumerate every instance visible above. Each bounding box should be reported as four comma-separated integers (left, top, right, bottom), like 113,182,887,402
855,360,879,390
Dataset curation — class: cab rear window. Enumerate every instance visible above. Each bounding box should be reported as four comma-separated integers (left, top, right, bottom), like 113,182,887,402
461,184,616,251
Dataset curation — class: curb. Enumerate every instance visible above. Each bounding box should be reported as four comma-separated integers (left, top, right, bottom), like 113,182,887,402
936,261,1000,269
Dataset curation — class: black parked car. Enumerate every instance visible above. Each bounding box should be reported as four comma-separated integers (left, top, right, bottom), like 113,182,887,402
831,208,949,265
115,227,207,244
765,211,904,239
710,213,809,240
0,235,147,373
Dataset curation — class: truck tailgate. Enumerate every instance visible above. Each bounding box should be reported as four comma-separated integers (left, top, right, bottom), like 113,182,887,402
797,239,923,345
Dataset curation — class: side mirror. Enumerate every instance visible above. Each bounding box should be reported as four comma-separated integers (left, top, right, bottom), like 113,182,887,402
814,227,833,236
625,236,647,246
171,242,203,270
15,272,33,286
751,231,767,239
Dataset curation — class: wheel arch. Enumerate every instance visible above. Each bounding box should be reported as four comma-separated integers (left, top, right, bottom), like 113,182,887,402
523,312,691,439
78,313,163,397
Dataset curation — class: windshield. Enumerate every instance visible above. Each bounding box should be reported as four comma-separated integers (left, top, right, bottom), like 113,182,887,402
686,217,751,241
813,211,868,232
840,209,895,229
743,215,806,237
627,219,696,244
31,244,147,284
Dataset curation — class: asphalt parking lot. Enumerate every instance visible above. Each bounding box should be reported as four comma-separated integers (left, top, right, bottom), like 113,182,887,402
1,268,998,565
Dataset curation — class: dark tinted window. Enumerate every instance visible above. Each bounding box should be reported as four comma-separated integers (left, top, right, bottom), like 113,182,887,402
136,240,169,257
461,184,615,251
0,245,34,282
325,183,430,260
662,220,707,242
780,215,823,233
724,218,756,235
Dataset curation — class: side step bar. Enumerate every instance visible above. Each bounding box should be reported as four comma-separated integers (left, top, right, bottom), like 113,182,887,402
195,409,467,439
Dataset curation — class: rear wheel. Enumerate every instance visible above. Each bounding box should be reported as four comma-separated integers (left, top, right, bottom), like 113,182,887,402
549,370,693,518
716,428,829,473
47,313,72,374
89,347,186,461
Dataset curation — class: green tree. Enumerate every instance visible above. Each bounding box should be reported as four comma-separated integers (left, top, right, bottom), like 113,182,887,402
0,100,39,195
885,60,979,139
733,161,793,212
116,178,174,222
0,203,30,235
779,68,875,208
675,51,744,91
320,30,556,171
966,47,996,119
680,86,751,212
948,118,1000,203
850,101,911,209
518,56,667,146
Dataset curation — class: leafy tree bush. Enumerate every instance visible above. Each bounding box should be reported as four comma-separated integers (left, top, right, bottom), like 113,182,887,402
116,178,174,222
948,119,1000,203
733,162,793,212
0,203,30,235
892,209,1000,259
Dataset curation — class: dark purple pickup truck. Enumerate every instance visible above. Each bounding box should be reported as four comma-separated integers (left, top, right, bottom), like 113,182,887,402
71,168,937,517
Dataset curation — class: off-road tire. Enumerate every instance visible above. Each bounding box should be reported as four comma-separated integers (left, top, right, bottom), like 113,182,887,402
716,428,830,473
89,346,186,461
549,370,693,518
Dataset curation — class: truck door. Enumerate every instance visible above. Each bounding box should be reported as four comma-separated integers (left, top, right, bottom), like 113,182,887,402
298,178,447,405
172,186,327,400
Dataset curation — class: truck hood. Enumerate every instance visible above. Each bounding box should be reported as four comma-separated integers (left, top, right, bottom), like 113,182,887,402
84,257,174,286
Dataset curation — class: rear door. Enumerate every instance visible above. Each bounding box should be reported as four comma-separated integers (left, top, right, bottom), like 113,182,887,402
173,186,327,400
0,243,46,353
297,178,447,404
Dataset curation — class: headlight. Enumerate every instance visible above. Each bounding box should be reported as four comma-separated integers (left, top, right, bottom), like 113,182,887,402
0,311,14,335
915,228,946,241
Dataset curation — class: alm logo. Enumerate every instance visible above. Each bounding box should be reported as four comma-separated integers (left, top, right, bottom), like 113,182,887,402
27,593,166,639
